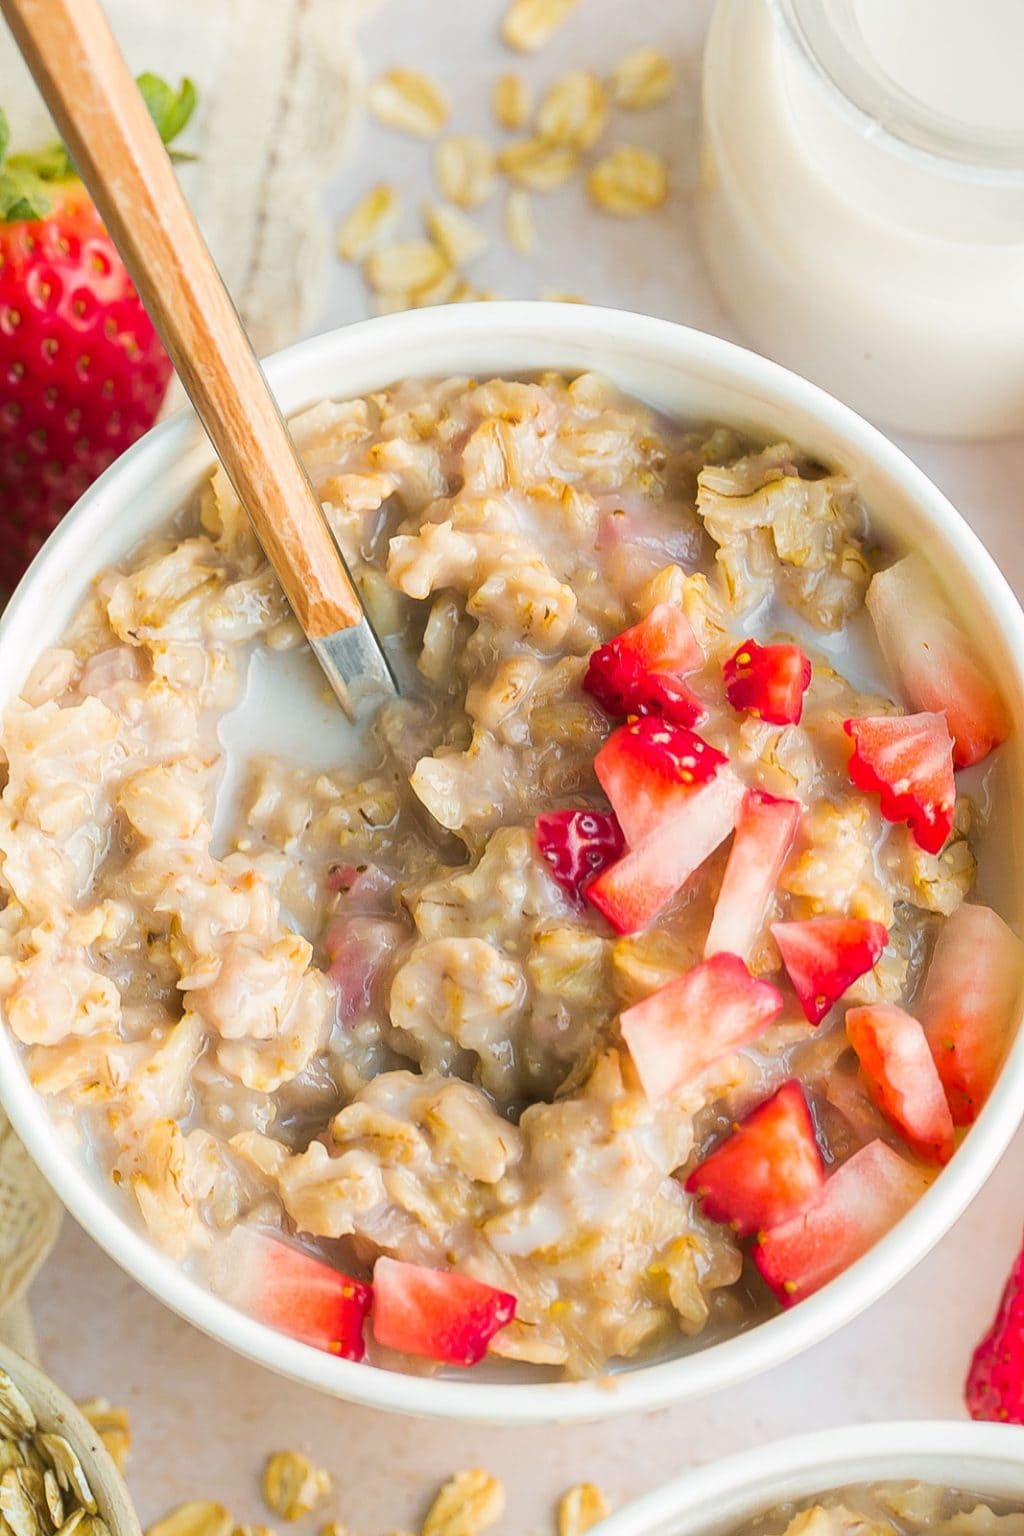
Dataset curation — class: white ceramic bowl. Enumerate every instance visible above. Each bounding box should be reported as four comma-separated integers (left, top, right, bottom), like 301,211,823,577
0,1342,141,1536
597,1420,1024,1536
1,303,1023,1425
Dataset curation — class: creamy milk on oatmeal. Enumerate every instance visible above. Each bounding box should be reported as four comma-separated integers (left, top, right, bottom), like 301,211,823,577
733,1482,1024,1536
1,373,1020,1376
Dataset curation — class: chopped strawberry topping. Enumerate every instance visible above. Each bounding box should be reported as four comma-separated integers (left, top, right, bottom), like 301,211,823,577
772,916,889,1025
584,603,704,727
324,916,406,1024
214,1228,371,1359
620,951,783,1101
705,791,801,961
866,555,1010,768
535,809,625,901
755,1139,929,1306
966,1233,1024,1424
326,862,394,906
846,1004,956,1165
844,712,955,855
685,1080,825,1236
594,716,727,846
586,768,745,934
918,902,1024,1125
723,638,812,725
371,1257,516,1366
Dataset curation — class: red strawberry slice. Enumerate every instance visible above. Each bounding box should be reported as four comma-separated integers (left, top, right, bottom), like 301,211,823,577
704,790,801,961
324,916,406,1024
620,951,783,1101
586,768,745,933
723,638,813,726
755,1139,929,1305
215,1228,371,1359
867,555,1009,768
594,716,727,847
371,1257,516,1366
966,1233,1024,1424
534,809,625,901
584,603,704,727
685,1080,825,1236
918,902,1024,1125
846,1004,956,1165
844,713,955,855
771,916,889,1025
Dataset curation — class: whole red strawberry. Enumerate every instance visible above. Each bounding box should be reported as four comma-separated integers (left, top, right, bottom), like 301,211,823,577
966,1232,1024,1423
0,75,194,589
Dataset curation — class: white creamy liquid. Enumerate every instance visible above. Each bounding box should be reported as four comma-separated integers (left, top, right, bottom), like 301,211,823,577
857,0,1024,133
698,0,1024,438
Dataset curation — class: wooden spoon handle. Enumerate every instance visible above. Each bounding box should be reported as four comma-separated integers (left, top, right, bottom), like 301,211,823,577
1,0,365,638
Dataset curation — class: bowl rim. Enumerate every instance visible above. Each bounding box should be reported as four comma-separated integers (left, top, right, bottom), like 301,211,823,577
596,1419,1024,1536
1,300,1023,1424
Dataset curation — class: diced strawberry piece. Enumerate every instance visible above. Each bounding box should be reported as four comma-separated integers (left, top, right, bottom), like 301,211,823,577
704,791,801,961
594,716,728,847
755,1139,929,1306
966,1233,1024,1424
771,916,889,1025
324,916,406,1024
685,1080,825,1235
846,1004,956,1165
534,809,625,901
586,768,745,934
371,1257,516,1367
918,903,1024,1125
326,862,394,906
867,555,1010,768
213,1228,371,1359
620,951,783,1101
584,604,704,728
844,713,955,855
723,638,813,726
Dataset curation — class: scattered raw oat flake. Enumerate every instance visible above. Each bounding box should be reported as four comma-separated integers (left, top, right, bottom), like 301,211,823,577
609,46,675,109
422,1470,505,1536
364,240,450,299
504,189,536,253
535,71,608,151
492,72,531,131
435,135,497,209
78,1399,131,1475
369,69,449,137
558,1484,611,1536
498,136,578,191
501,0,579,52
336,184,400,261
587,145,668,214
261,1453,331,1524
424,204,488,266
145,1504,233,1536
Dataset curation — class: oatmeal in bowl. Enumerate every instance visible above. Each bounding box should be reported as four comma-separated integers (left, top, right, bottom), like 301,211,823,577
595,1422,1024,1536
0,306,1022,1421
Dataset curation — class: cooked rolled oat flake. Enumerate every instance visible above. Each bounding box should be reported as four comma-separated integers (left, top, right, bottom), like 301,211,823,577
336,184,400,262
422,1470,505,1536
609,46,675,109
501,0,579,52
558,1483,611,1536
492,72,531,130
587,145,668,214
369,69,449,137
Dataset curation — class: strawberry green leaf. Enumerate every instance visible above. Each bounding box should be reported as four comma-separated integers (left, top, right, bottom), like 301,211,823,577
0,169,49,222
136,73,197,147
0,106,9,166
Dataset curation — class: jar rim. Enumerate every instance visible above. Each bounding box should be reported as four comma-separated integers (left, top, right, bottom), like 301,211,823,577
775,0,1024,177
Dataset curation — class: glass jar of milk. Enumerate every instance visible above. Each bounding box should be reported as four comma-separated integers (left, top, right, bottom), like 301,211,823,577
699,0,1024,438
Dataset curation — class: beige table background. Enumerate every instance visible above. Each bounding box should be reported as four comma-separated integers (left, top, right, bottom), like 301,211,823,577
30,1,1024,1531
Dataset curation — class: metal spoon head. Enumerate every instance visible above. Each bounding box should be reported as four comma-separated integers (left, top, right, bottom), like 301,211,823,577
308,616,400,718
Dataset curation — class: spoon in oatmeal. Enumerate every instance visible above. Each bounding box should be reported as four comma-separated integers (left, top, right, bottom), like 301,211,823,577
1,0,398,715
